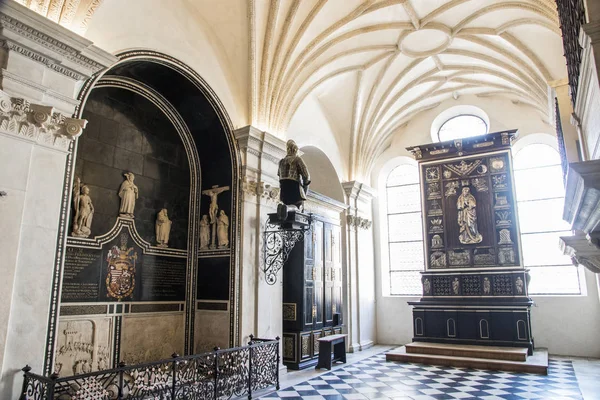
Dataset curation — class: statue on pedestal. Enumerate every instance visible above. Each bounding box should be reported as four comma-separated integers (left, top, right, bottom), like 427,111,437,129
200,215,210,250
457,186,482,244
72,177,94,238
155,208,172,248
278,140,311,211
119,172,138,218
217,210,229,249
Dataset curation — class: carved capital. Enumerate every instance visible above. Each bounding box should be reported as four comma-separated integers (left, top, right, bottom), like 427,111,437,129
0,91,87,151
242,178,280,203
346,215,372,230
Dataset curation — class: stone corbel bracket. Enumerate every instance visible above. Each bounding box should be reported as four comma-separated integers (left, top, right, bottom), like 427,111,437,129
346,215,373,230
0,91,87,151
242,178,280,203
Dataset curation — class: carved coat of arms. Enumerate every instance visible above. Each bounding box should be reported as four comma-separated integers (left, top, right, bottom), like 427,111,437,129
105,235,137,300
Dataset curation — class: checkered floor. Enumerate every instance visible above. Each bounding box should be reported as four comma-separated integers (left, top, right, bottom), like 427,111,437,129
260,353,582,400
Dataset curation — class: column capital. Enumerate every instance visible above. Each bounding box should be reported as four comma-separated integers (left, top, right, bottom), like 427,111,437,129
234,125,286,203
342,181,377,202
0,89,86,152
0,1,116,114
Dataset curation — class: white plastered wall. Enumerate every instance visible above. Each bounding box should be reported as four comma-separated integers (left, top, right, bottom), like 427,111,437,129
371,95,600,358
84,0,248,128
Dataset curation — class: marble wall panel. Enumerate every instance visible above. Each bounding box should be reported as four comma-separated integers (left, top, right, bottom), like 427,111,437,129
54,318,113,376
120,314,184,364
194,309,230,353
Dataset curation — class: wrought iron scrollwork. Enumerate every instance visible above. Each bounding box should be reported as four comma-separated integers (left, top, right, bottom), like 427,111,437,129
263,221,311,285
556,0,587,107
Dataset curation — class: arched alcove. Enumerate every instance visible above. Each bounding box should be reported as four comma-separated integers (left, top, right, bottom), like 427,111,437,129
299,146,344,202
46,50,241,375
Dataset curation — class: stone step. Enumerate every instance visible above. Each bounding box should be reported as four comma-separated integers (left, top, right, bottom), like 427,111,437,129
405,342,528,361
386,346,548,375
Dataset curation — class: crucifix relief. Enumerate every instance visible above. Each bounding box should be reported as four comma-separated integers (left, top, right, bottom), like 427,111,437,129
202,185,230,249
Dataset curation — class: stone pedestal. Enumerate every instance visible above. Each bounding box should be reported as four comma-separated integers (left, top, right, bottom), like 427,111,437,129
0,2,115,398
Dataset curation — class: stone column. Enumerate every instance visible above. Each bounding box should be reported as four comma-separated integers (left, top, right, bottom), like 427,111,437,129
342,181,376,352
234,126,286,345
0,2,115,398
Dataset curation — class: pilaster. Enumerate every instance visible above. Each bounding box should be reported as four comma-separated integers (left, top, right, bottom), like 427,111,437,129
234,125,286,347
573,21,600,159
0,3,115,398
342,181,376,352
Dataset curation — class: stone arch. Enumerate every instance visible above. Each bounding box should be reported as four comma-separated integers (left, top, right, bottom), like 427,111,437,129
300,145,344,203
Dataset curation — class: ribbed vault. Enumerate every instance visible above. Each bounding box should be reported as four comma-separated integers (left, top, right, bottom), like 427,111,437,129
12,0,103,34
249,0,565,179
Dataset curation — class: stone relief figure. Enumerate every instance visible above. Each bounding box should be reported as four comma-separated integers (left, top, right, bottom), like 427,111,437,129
515,276,524,294
457,186,483,245
217,210,230,249
118,172,138,218
199,215,210,250
423,278,431,295
155,208,172,248
452,278,460,295
72,177,94,238
483,277,491,294
278,139,311,209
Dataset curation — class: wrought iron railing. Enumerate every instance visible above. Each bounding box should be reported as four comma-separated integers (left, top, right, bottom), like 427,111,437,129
20,335,279,400
556,0,587,106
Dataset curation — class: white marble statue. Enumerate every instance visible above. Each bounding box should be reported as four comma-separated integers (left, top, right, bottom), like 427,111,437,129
217,210,230,249
72,177,94,238
202,185,230,224
155,208,172,248
200,215,210,250
118,172,138,218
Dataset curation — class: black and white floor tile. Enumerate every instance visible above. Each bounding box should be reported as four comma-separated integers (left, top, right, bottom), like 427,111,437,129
261,353,582,400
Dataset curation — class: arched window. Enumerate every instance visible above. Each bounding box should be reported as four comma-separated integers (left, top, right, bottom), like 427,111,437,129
513,143,582,295
437,115,488,142
431,105,490,142
386,164,424,295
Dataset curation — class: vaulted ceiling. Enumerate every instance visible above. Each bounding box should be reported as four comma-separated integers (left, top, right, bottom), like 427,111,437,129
17,0,567,180
250,0,565,178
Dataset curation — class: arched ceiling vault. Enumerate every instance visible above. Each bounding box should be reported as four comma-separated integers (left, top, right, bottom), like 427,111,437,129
250,0,566,180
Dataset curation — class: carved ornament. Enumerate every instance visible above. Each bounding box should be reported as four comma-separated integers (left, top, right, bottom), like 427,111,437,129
242,178,280,202
346,215,372,230
0,91,87,151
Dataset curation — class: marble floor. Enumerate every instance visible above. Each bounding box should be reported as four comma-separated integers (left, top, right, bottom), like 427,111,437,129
257,345,600,400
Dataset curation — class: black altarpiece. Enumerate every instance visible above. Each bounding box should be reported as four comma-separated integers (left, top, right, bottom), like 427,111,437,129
406,130,534,353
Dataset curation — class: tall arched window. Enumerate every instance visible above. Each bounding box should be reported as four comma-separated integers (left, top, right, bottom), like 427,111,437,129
513,143,582,295
386,164,424,295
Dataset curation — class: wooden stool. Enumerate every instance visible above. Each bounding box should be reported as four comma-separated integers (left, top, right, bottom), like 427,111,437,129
315,334,347,370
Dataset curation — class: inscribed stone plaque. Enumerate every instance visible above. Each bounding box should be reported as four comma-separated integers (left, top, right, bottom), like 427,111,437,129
62,246,102,302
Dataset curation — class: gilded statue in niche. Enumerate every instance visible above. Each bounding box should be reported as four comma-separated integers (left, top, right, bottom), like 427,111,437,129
457,187,483,244
217,210,229,249
72,177,94,238
118,172,138,218
155,208,172,248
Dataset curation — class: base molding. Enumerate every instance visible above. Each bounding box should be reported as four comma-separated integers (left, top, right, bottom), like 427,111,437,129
359,340,374,351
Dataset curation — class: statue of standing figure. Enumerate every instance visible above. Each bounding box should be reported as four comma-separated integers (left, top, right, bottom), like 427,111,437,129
155,208,172,248
457,186,483,244
119,172,138,218
72,177,94,238
217,210,229,248
199,215,210,250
